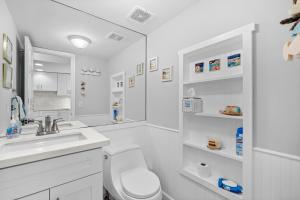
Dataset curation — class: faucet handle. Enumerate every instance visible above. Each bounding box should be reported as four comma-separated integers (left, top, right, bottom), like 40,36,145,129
51,118,64,133
34,120,44,135
53,118,64,124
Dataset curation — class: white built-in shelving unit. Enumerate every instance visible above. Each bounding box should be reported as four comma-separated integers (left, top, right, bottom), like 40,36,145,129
110,72,125,122
178,24,255,200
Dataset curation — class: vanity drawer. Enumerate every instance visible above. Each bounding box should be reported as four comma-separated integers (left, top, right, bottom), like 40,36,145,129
0,148,103,200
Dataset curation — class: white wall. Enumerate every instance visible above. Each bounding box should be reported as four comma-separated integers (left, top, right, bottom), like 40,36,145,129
0,0,19,134
108,37,146,121
98,124,300,200
146,0,300,156
75,54,110,116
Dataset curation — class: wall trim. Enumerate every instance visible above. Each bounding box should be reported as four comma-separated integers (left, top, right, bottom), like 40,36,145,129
254,147,300,162
96,121,146,132
146,123,179,133
162,191,175,200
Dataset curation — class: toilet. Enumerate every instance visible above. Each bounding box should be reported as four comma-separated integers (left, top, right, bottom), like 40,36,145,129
103,144,162,200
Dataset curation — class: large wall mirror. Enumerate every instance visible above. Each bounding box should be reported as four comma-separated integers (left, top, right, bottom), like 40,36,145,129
7,0,146,127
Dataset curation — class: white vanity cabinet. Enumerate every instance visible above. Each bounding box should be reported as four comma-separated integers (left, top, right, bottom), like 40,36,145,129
50,173,102,200
33,72,58,92
57,73,71,96
0,149,104,200
18,191,49,200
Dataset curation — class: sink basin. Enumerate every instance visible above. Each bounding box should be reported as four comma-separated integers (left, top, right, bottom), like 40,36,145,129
22,124,38,134
58,122,73,128
0,132,87,153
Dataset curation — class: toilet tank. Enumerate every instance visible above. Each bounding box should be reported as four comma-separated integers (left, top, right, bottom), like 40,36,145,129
103,144,147,174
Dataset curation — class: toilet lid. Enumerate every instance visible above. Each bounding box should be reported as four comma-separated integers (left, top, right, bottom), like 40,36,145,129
121,168,160,199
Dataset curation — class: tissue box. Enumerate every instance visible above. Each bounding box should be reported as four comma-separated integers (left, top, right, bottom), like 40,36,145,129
182,97,203,113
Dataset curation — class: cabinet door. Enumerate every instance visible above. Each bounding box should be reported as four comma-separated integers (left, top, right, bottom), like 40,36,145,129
57,74,71,96
42,73,57,91
18,190,49,200
50,173,102,200
33,72,57,91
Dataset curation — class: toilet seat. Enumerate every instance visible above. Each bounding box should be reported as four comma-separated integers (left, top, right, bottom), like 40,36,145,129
121,168,161,199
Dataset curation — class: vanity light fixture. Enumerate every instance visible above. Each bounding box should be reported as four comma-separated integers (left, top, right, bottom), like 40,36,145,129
34,63,43,67
68,35,92,49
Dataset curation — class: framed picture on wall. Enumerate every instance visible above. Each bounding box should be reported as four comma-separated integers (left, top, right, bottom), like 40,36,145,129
136,63,144,76
149,57,158,72
129,76,135,88
209,59,221,72
194,62,204,73
227,53,241,68
3,34,13,64
161,67,173,82
2,63,13,89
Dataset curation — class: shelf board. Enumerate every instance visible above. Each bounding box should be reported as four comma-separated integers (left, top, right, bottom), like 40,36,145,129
194,112,243,120
183,140,243,162
181,166,243,200
111,89,123,93
183,73,243,85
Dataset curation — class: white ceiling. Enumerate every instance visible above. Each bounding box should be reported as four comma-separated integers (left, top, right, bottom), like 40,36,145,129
54,0,200,34
5,0,145,59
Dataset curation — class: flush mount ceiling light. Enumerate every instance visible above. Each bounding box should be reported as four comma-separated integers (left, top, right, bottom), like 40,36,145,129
34,63,43,67
68,35,92,49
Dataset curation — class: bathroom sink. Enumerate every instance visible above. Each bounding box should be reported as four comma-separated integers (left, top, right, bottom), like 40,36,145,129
22,124,38,134
0,127,110,169
58,122,73,127
0,132,87,153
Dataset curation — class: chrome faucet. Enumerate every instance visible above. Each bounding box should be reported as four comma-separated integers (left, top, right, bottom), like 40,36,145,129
45,115,52,133
34,116,64,136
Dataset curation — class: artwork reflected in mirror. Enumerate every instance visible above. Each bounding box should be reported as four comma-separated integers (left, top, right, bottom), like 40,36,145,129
2,63,13,89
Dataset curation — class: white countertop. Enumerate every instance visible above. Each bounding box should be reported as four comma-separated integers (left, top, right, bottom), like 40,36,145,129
0,126,110,169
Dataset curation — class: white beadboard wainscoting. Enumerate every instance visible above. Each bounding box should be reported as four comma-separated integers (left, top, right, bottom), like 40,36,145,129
253,148,300,200
96,122,300,200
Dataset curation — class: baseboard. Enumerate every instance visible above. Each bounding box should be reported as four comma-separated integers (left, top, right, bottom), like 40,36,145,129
162,191,175,200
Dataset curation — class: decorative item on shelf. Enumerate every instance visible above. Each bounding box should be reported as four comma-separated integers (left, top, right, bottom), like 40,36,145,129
116,81,123,88
112,102,119,107
207,137,222,150
209,59,221,72
3,33,13,64
236,127,243,156
89,67,95,73
2,63,13,89
128,76,135,88
196,162,211,178
149,57,158,72
81,67,88,72
218,178,243,194
220,105,242,116
81,66,101,76
227,53,241,68
182,97,203,113
136,62,144,76
161,66,173,82
80,81,86,96
195,62,204,73
280,0,300,61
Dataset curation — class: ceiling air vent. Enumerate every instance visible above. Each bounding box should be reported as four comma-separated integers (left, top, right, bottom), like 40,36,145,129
128,6,153,23
106,32,124,41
